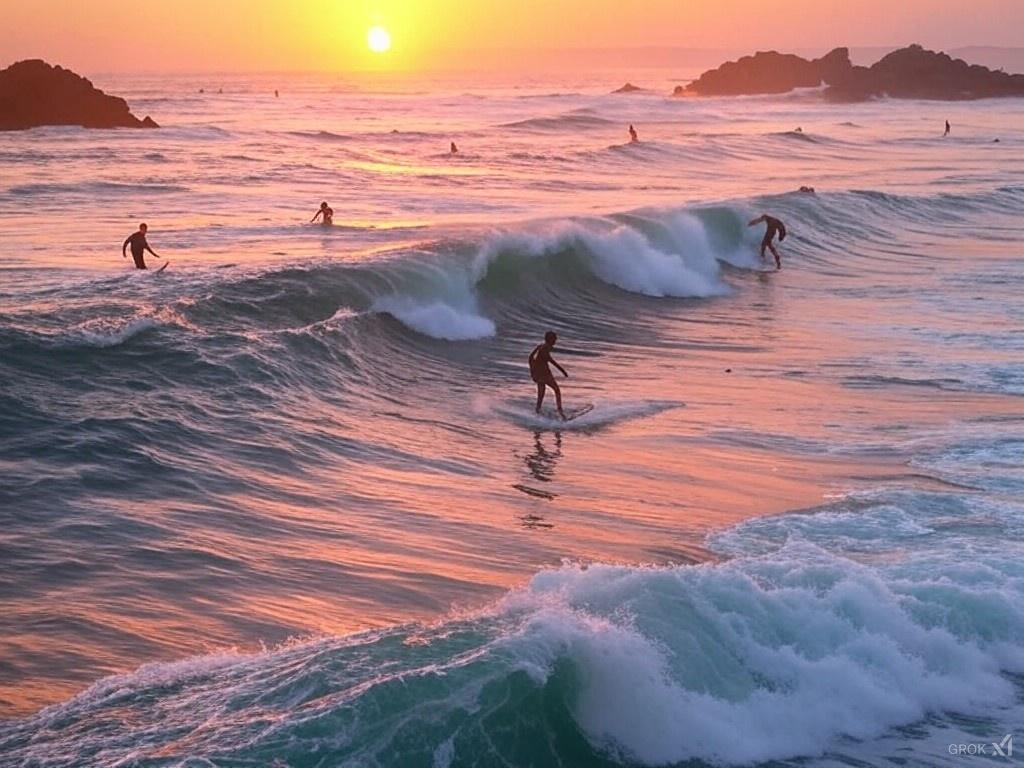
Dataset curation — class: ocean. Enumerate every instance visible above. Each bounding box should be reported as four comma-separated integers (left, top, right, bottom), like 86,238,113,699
0,67,1022,766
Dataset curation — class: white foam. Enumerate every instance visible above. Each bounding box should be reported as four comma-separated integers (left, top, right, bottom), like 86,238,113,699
374,296,495,341
497,537,1024,765
493,399,681,430
475,214,732,299
65,317,161,348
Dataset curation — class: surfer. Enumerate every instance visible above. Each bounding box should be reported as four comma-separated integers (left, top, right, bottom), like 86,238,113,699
529,331,568,419
121,223,161,270
311,201,333,225
450,141,459,154
944,120,950,136
747,214,786,269
628,124,638,143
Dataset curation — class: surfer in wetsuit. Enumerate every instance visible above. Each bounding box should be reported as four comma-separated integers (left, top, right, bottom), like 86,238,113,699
747,214,786,270
629,124,638,143
121,223,161,269
450,141,459,154
529,331,568,419
944,120,950,136
311,201,333,225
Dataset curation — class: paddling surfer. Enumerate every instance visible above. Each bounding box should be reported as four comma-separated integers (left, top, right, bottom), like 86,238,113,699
121,223,161,270
529,331,568,419
747,214,786,269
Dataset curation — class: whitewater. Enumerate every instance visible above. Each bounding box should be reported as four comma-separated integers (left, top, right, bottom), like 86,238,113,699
0,67,1022,767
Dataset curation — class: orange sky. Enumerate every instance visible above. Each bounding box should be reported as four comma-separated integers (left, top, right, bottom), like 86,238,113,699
1,0,1023,73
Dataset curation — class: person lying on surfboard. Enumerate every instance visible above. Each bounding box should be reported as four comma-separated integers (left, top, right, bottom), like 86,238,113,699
529,331,568,419
122,223,162,270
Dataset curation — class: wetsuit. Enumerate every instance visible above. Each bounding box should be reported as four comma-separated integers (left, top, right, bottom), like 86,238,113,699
529,344,557,386
123,231,153,269
761,216,786,250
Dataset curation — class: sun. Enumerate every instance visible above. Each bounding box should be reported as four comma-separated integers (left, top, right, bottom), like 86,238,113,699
367,26,392,54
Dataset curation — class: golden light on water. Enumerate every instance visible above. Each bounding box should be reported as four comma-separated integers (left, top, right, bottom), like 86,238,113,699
367,26,391,53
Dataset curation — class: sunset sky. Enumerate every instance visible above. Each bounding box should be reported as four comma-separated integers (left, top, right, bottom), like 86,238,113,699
2,0,1023,73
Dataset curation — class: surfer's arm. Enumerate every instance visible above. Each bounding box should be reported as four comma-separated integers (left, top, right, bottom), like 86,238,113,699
551,357,568,377
122,237,130,257
311,210,322,223
144,243,160,257
747,215,766,227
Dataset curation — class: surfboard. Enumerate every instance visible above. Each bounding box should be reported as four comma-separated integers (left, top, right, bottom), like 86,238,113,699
562,403,594,421
155,261,169,273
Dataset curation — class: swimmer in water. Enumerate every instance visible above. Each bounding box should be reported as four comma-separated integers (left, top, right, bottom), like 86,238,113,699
628,124,638,143
529,331,568,419
747,214,787,270
311,201,333,225
121,223,161,270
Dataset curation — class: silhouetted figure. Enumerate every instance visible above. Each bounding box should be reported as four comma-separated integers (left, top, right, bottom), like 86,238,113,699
199,88,205,94
274,89,279,98
794,126,803,133
748,214,787,270
218,88,223,94
798,186,816,194
628,124,638,143
450,141,459,154
529,331,568,418
944,120,950,136
122,223,161,269
311,201,333,225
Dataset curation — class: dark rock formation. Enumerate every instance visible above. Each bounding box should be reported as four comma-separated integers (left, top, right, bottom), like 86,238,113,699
683,48,850,96
682,45,1024,102
825,44,1024,101
612,83,645,94
0,59,158,130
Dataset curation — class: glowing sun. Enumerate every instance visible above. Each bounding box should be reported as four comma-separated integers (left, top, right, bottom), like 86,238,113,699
367,26,392,53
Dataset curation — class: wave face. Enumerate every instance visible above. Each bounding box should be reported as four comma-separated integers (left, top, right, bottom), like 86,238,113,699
1,69,1023,765
2,477,1021,767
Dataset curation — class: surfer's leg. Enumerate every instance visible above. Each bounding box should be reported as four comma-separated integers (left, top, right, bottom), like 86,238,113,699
535,382,546,413
551,380,564,417
132,253,147,270
769,242,781,269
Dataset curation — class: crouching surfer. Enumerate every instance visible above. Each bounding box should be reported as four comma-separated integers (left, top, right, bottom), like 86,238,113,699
748,214,786,269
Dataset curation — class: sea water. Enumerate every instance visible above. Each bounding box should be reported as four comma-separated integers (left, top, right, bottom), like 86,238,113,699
0,68,1022,766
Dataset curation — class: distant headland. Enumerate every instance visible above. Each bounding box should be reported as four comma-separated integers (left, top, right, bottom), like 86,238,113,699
678,44,1024,101
0,59,158,131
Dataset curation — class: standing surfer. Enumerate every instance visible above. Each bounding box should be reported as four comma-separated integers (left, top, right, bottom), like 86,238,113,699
629,124,638,143
529,331,568,419
121,223,162,270
748,214,786,269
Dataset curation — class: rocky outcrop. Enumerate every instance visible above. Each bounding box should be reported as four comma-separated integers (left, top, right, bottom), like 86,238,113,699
825,45,1024,101
682,45,1024,102
612,83,645,94
683,48,851,96
0,59,158,130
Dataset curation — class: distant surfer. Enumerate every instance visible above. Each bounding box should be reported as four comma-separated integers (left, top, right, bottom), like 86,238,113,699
944,120,950,136
450,141,459,154
748,214,786,270
311,201,333,225
628,124,638,143
529,331,568,419
121,223,162,270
